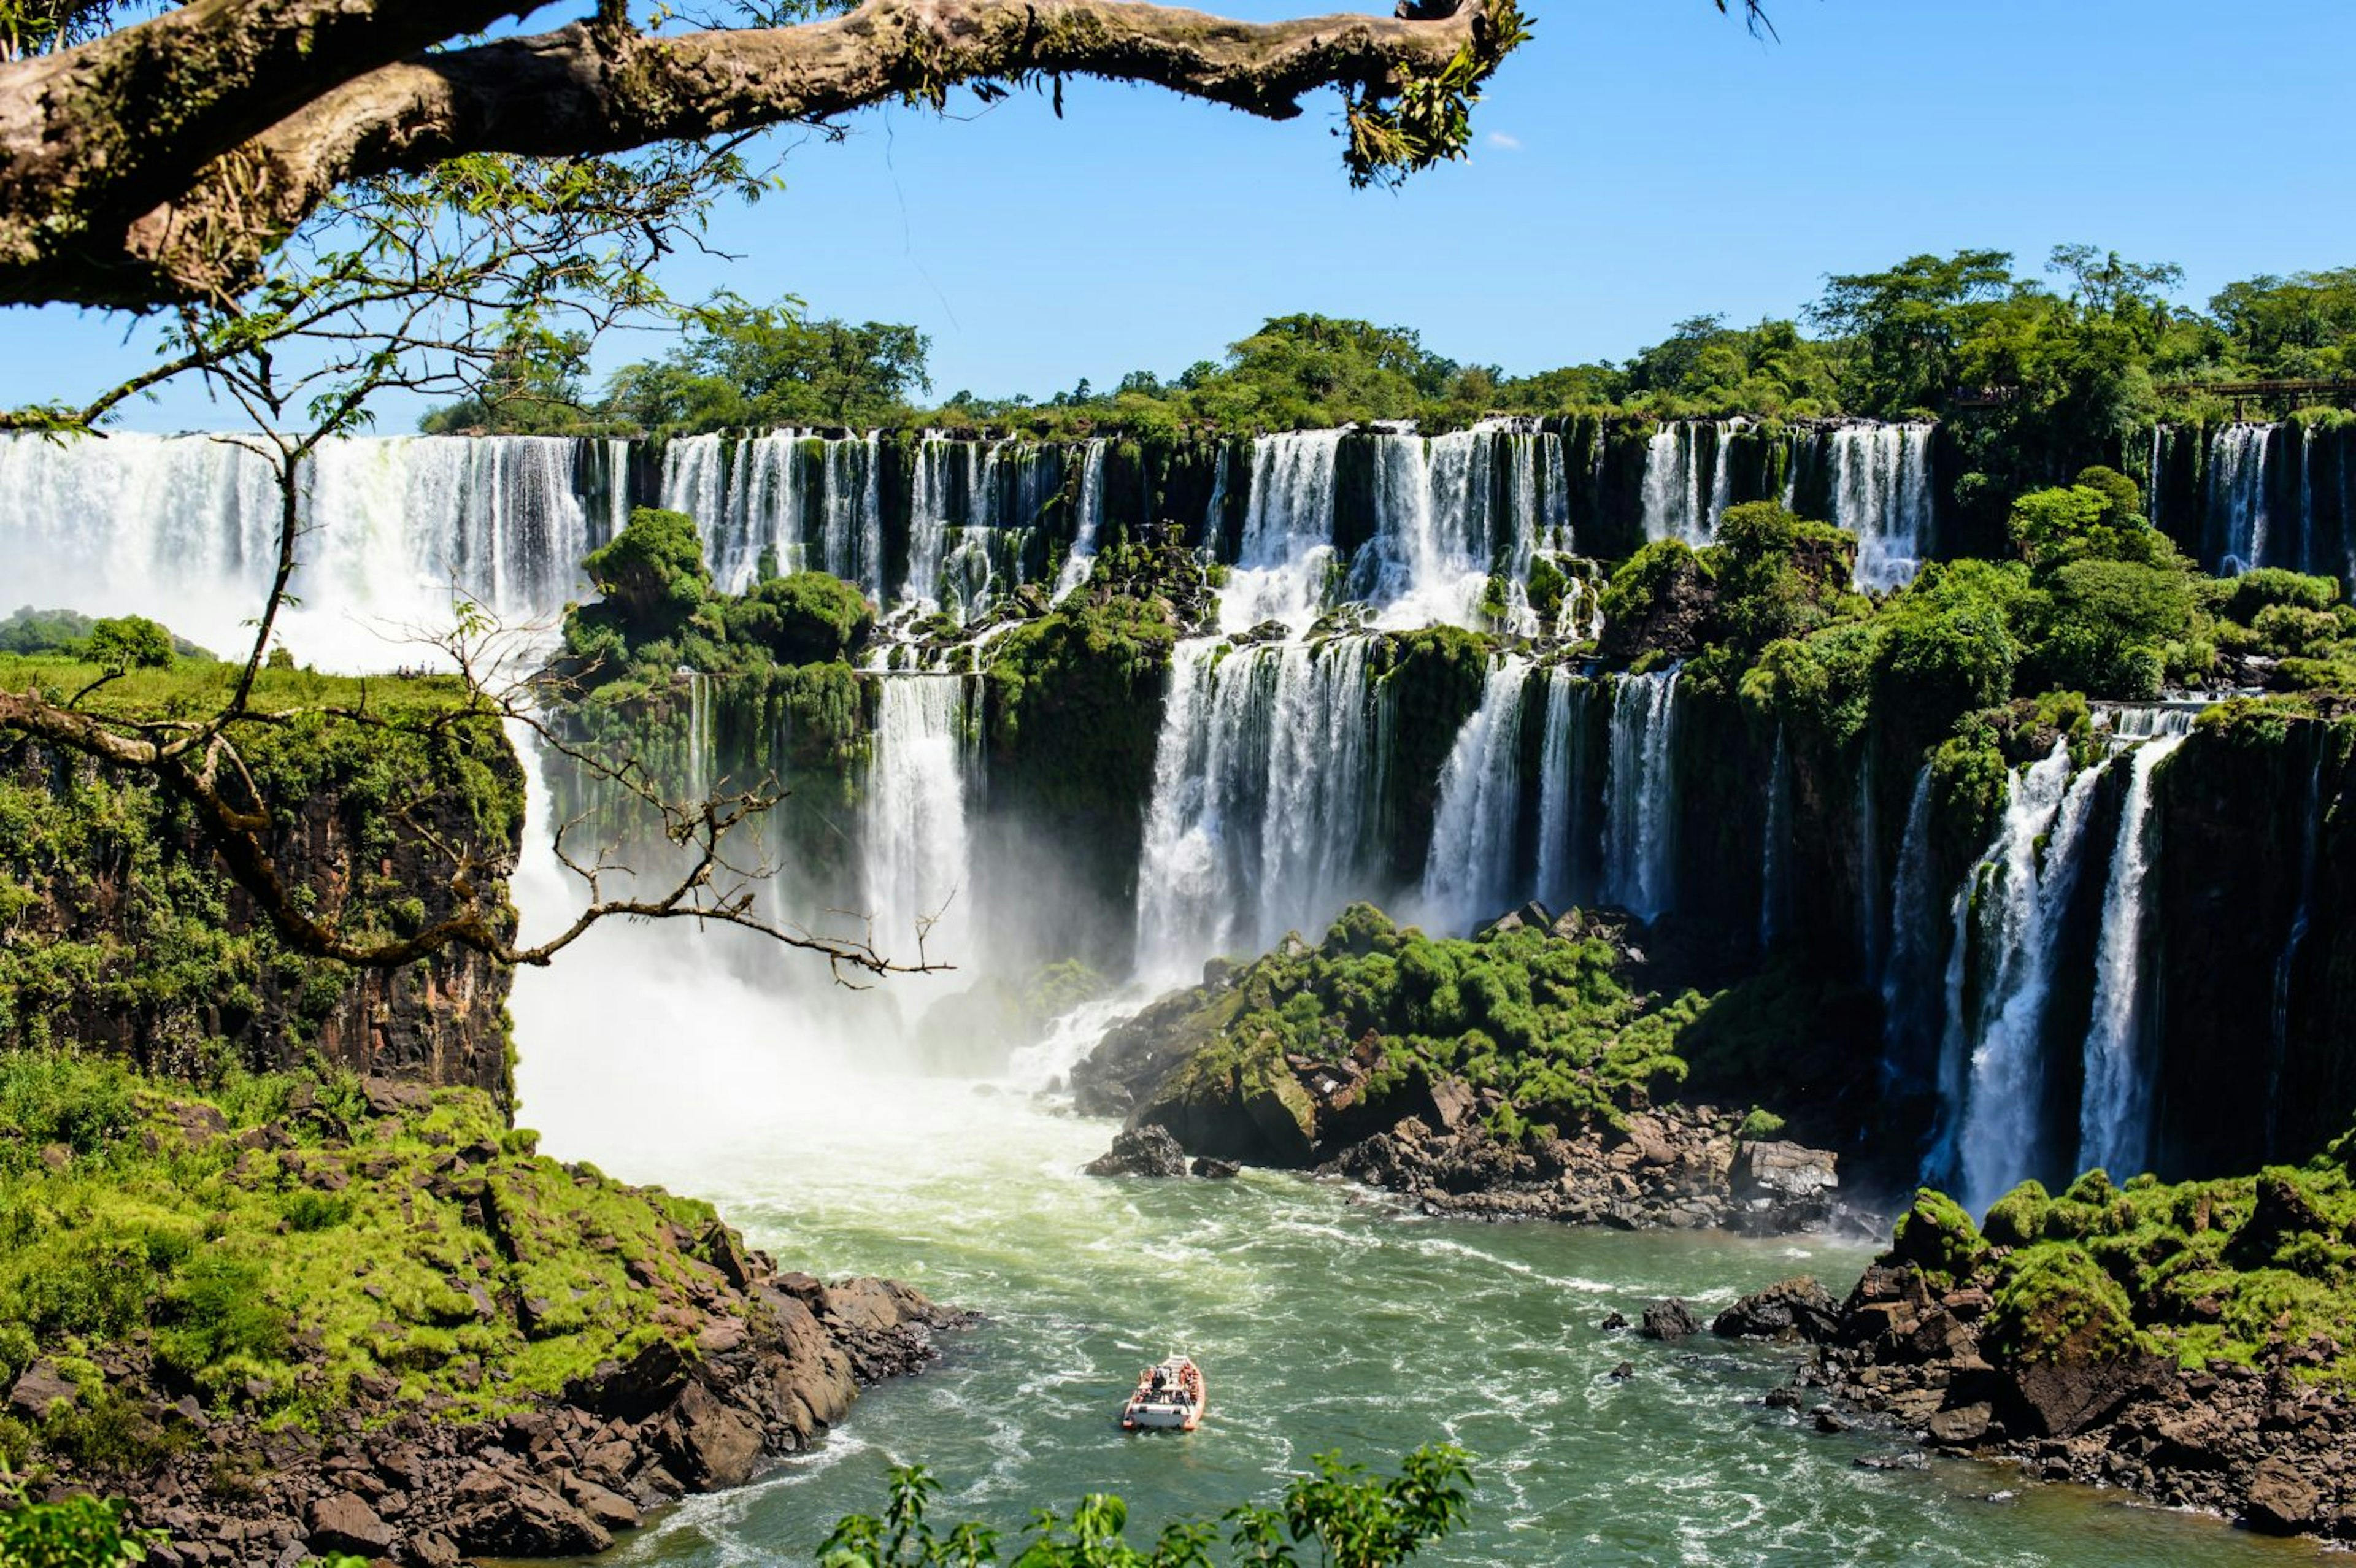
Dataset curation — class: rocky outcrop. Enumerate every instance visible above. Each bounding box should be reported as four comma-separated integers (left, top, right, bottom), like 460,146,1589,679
1796,1192,2356,1541
1318,1104,1853,1236
39,1269,960,1567
1712,1276,1843,1344
0,729,521,1104
1083,1125,1188,1177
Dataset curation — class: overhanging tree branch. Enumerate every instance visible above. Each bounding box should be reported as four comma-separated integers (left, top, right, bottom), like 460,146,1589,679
0,0,1522,307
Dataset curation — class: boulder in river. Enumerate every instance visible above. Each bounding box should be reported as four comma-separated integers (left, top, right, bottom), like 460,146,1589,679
1712,1276,1842,1343
1639,1299,1703,1342
1085,1126,1189,1178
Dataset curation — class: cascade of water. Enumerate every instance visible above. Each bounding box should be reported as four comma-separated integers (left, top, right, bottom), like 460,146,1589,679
1760,726,1793,950
2075,728,2192,1178
0,431,604,664
863,675,974,968
1132,637,1380,980
1834,423,1936,590
1222,431,1345,632
1879,764,1941,1091
2268,756,2327,1159
904,433,956,609
2209,424,2274,573
1707,422,1738,534
1532,669,1590,911
681,673,716,802
1419,659,1531,934
1052,438,1109,601
1539,429,1573,551
1939,743,2111,1210
1639,424,1706,546
1603,670,1680,920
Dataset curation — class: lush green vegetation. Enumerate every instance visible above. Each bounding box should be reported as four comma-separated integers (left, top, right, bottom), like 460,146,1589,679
0,653,519,1067
818,1443,1473,1567
425,256,2356,448
1155,904,1752,1141
1894,1118,2356,1388
0,1049,744,1467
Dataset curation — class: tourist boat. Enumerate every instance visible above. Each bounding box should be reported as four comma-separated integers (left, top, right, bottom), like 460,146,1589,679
1120,1355,1206,1432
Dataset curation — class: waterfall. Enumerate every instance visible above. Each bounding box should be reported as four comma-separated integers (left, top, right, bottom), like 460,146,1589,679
1222,431,1345,632
1602,670,1680,920
1879,764,1941,1092
1938,743,2111,1211
1759,726,1793,950
1133,637,1382,980
2209,424,2274,574
1532,669,1590,911
863,675,974,967
681,673,717,802
1051,438,1109,602
0,431,602,665
1832,423,1936,590
2074,727,2192,1178
903,433,959,610
1639,423,1722,547
1419,659,1531,934
658,431,888,601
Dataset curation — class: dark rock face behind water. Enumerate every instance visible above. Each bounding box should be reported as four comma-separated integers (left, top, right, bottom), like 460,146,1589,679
0,734,519,1105
17,1267,963,1566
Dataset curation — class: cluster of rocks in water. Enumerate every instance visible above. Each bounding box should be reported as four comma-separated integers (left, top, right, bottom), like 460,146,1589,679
1593,1209,2356,1542
1081,1061,1852,1237
10,1272,958,1567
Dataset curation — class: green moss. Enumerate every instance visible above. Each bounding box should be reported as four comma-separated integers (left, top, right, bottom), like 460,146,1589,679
0,1050,755,1440
1982,1180,2052,1247
1890,1189,1987,1285
1986,1244,2146,1364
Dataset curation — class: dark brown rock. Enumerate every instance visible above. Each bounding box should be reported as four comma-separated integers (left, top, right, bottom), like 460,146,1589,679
1712,1277,1842,1343
306,1493,394,1558
1639,1299,1702,1342
1084,1126,1188,1178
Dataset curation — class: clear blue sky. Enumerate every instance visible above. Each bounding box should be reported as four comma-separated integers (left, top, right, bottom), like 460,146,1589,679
6,0,2351,430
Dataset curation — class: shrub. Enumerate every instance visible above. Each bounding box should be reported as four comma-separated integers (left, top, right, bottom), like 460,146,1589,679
719,571,875,665
83,615,175,672
2222,566,2341,625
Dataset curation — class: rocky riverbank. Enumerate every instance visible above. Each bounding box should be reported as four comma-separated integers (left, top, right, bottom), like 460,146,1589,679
0,1060,967,1567
1690,1180,2356,1543
17,1271,958,1567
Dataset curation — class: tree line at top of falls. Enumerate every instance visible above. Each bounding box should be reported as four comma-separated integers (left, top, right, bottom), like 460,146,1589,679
418,253,2356,455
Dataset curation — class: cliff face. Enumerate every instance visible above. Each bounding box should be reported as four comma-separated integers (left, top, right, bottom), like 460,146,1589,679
0,718,523,1104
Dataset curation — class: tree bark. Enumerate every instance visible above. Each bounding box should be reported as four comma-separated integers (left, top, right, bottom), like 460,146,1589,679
0,0,1506,308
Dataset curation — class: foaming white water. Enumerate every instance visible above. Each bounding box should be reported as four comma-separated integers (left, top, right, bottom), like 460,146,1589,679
661,431,889,602
1418,658,1531,934
1831,423,1936,590
1531,669,1591,912
0,431,603,669
2208,423,2274,574
1222,431,1347,632
2076,730,2190,1178
1603,670,1680,920
1132,637,1382,982
1941,744,2109,1210
864,675,977,970
1050,439,1109,602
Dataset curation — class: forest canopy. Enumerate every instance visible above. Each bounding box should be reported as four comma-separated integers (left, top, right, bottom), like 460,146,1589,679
424,251,2356,440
